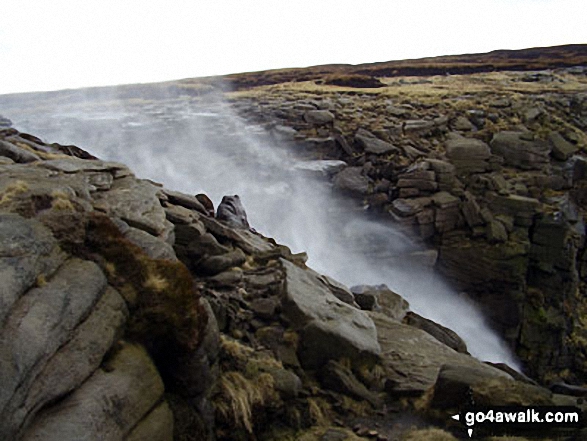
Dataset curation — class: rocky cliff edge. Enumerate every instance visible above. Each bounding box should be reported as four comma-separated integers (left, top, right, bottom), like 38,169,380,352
0,123,585,440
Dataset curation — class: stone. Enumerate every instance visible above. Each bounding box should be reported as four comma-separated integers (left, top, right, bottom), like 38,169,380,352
333,167,371,195
124,227,178,261
451,116,475,131
250,297,280,319
0,115,13,127
404,119,435,134
303,110,335,125
404,312,468,354
126,402,174,441
22,343,165,441
216,195,250,229
354,290,380,310
161,189,208,215
461,192,484,228
430,364,552,410
280,259,380,369
293,160,347,178
445,137,491,174
319,274,357,306
351,285,409,321
490,131,550,170
487,219,508,243
198,248,246,276
0,214,67,326
355,129,400,155
370,313,508,397
93,176,172,237
39,157,128,174
488,193,541,226
549,132,578,161
266,368,302,398
0,140,40,163
319,360,382,408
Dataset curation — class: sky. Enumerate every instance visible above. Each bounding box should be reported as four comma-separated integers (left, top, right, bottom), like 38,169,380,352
1,0,585,95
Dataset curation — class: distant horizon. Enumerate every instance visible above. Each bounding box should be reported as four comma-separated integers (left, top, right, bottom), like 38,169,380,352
1,42,585,97
2,0,585,95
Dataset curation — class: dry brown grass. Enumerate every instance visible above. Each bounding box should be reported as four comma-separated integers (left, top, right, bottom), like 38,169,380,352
215,371,277,433
0,180,29,205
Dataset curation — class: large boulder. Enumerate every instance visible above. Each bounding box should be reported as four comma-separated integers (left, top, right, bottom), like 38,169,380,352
332,166,372,195
370,312,510,397
490,131,550,170
445,137,491,174
280,259,381,369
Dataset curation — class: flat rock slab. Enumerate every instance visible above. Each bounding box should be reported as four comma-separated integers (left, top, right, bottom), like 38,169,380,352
280,259,380,369
370,312,509,396
93,176,171,236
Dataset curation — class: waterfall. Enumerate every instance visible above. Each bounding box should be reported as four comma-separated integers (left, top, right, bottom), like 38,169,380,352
8,93,520,368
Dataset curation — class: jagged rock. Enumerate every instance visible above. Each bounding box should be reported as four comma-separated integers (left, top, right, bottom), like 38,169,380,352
319,274,357,306
430,364,552,410
124,226,178,261
351,284,409,321
355,129,400,155
549,132,578,161
198,248,246,276
266,367,302,398
445,137,491,174
303,110,335,125
93,175,173,238
293,159,347,177
216,195,250,229
319,360,383,408
162,189,208,215
451,116,475,131
490,131,551,169
0,139,40,163
550,382,587,397
488,193,541,227
280,259,381,369
486,219,508,243
333,166,371,195
371,312,508,397
404,312,468,354
22,343,166,441
354,290,380,311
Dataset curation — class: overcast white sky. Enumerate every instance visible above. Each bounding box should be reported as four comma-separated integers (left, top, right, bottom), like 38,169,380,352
1,0,585,94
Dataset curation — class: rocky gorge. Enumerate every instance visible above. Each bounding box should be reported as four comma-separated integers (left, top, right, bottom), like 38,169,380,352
1,45,587,440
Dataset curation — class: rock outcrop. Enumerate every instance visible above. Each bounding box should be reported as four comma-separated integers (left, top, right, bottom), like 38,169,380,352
2,62,587,440
2,122,583,441
227,66,587,390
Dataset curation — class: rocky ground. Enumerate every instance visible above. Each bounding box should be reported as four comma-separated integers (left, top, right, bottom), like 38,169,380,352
1,45,587,440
